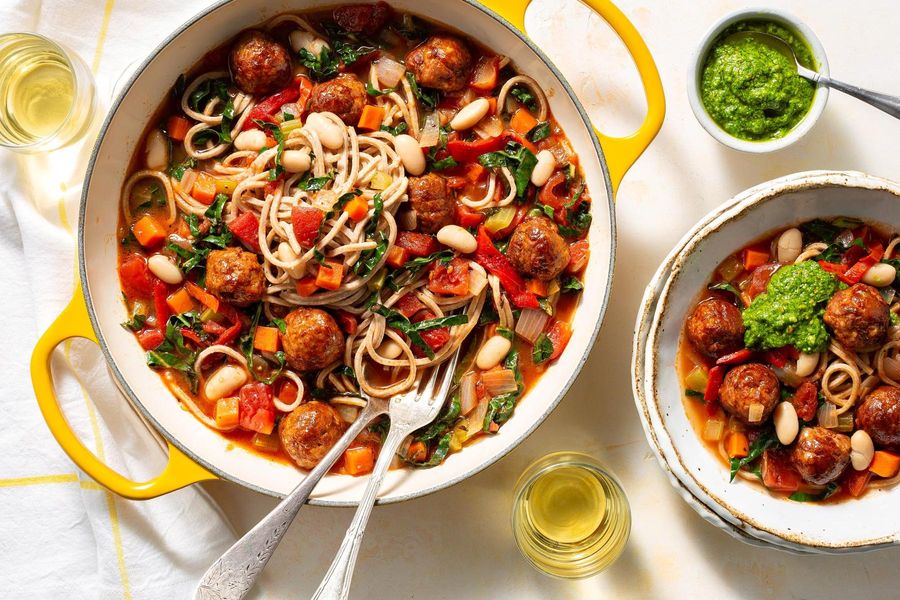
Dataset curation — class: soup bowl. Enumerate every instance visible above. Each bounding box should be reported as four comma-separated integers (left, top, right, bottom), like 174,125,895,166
30,0,664,504
636,170,900,552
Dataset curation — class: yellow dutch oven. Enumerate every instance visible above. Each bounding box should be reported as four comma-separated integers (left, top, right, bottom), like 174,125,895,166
31,0,664,504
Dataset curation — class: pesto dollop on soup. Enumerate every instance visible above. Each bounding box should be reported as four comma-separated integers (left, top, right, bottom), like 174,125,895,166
700,21,817,141
742,261,842,353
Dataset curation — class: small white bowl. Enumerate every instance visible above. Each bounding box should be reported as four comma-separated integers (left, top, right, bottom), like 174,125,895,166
687,8,830,153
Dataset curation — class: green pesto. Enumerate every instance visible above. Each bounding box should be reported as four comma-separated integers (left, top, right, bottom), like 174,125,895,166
742,261,841,353
700,20,816,141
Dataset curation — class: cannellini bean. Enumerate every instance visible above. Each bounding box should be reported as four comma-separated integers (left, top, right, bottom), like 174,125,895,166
850,430,875,470
289,30,329,55
277,242,304,279
282,149,311,174
147,254,183,285
204,365,247,401
378,339,403,360
476,335,512,370
305,113,344,150
394,134,426,175
773,402,799,445
450,98,490,131
862,263,896,287
794,352,819,378
144,129,170,170
437,225,477,254
530,150,557,187
234,129,266,152
776,227,803,263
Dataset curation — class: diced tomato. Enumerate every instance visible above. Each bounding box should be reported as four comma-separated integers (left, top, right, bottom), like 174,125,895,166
411,311,450,357
704,365,724,415
745,262,780,299
761,346,797,368
238,383,276,435
395,293,426,319
546,320,572,361
469,56,500,93
789,381,818,422
455,203,485,228
428,258,470,296
291,206,324,248
761,449,802,492
242,76,309,130
716,348,753,366
228,212,261,252
472,226,539,309
152,279,171,329
215,319,242,346
446,176,467,190
846,468,871,498
136,328,165,350
335,310,358,335
396,231,438,257
567,239,590,274
119,255,156,299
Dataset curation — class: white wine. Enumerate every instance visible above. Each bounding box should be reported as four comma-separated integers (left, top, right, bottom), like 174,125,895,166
512,452,630,578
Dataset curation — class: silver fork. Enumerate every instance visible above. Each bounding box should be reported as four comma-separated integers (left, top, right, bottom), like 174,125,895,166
311,348,462,600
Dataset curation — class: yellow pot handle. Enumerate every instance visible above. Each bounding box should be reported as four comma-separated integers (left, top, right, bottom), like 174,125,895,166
30,284,217,500
479,0,665,195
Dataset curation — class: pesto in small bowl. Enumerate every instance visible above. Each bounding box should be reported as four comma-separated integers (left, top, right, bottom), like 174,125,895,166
700,21,817,141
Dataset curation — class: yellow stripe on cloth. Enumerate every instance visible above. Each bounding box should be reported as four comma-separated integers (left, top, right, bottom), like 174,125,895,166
91,0,117,74
0,474,109,492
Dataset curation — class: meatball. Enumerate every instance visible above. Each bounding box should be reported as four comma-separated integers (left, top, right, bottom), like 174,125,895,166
279,401,345,469
282,308,344,372
857,386,900,449
333,2,393,35
791,426,851,485
404,35,473,92
229,30,292,95
205,247,265,307
308,73,367,125
408,173,454,234
686,297,745,358
719,363,780,425
507,217,570,281
823,283,889,352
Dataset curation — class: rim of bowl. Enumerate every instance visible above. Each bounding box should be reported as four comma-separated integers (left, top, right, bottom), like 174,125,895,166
686,7,831,153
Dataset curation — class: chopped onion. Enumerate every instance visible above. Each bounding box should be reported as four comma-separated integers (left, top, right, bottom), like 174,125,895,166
818,402,838,429
515,308,549,344
468,268,487,296
311,189,337,212
374,57,406,88
484,206,516,234
474,114,504,138
703,419,725,442
279,103,301,122
482,368,518,396
773,366,803,387
880,286,896,304
465,398,489,440
884,356,900,381
179,169,197,195
459,372,478,416
836,412,854,432
335,404,359,423
418,113,440,147
836,228,855,248
684,365,708,394
747,403,765,423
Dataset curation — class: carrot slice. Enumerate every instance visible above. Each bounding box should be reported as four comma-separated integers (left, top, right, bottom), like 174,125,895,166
215,397,240,429
343,194,369,221
869,450,900,478
406,441,427,463
726,432,750,459
386,245,410,269
253,326,281,353
525,278,549,297
343,446,375,476
743,248,770,271
191,172,217,205
509,108,538,135
132,215,167,248
316,261,344,291
184,281,221,313
166,287,195,314
295,277,319,297
167,115,191,141
356,105,385,131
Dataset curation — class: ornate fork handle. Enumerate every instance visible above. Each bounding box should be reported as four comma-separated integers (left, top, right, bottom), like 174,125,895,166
194,399,389,600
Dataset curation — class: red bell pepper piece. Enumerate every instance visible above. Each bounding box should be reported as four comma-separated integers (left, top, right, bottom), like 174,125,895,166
704,365,725,415
472,226,539,309
228,211,261,253
455,203,485,228
446,134,511,163
136,328,165,350
242,76,311,130
840,243,884,285
179,327,204,346
761,346,797,368
215,320,242,346
152,279,171,330
395,231,439,257
715,348,753,366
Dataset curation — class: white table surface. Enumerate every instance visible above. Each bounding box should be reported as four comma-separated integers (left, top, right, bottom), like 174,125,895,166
28,0,900,597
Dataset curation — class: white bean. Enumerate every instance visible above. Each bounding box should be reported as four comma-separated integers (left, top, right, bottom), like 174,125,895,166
144,129,170,170
378,339,403,360
773,402,799,445
204,365,247,401
437,225,477,254
530,150,557,187
794,352,819,378
850,430,875,471
450,98,490,131
234,129,266,152
862,263,896,287
776,227,803,263
394,134,426,175
476,335,512,370
289,30,329,55
277,242,305,279
305,113,344,150
282,149,311,174
147,254,183,285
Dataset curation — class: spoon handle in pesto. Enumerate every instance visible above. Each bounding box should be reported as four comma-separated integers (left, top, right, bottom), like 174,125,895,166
802,68,900,119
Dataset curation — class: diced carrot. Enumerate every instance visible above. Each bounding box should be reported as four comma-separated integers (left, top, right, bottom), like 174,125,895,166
191,172,217,205
407,441,427,463
132,215,167,248
464,162,486,183
357,105,385,131
295,277,319,297
489,421,500,433
166,287,195,314
316,261,344,291
215,397,240,429
386,245,410,269
726,431,749,459
547,321,572,361
743,248,770,271
486,97,497,114
167,115,191,141
253,326,281,353
509,108,538,135
214,178,237,195
869,450,900,478
343,446,376,476
847,469,871,498
343,194,369,221
525,278,549,297
184,281,220,313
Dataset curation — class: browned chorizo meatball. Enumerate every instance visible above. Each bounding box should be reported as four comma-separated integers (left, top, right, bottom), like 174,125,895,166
823,283,889,352
791,426,851,485
205,247,265,307
507,217,570,281
333,2,393,35
308,73,367,125
408,173,454,234
686,297,745,358
279,401,346,469
856,386,900,449
719,363,780,425
229,30,293,95
405,35,473,92
282,308,344,372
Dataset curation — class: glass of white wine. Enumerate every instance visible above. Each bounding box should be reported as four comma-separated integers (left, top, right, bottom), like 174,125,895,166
512,452,631,578
0,33,97,153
